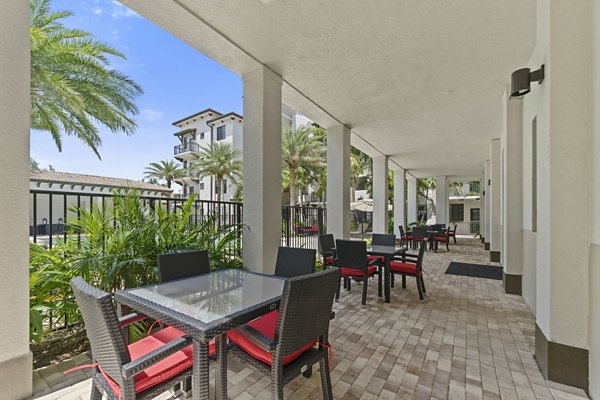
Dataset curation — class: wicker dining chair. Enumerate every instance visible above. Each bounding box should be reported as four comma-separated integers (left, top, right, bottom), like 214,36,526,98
411,227,428,250
70,277,194,400
335,239,381,306
319,234,336,268
157,249,210,282
399,225,412,247
228,269,340,400
274,246,316,278
389,240,427,300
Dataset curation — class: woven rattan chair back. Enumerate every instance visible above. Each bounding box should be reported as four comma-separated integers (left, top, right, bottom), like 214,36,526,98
158,249,210,283
412,227,427,240
319,234,335,256
399,225,406,236
274,247,316,278
372,233,396,247
335,239,368,271
275,269,340,359
415,240,427,272
71,277,130,388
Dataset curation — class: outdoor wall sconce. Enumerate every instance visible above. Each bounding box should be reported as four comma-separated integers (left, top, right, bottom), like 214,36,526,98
510,65,545,97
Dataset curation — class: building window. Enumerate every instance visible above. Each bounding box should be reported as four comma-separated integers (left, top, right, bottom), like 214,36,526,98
183,160,188,169
468,181,480,194
189,186,194,197
200,182,204,190
200,132,205,140
223,179,227,194
216,125,226,141
450,204,464,222
470,208,480,222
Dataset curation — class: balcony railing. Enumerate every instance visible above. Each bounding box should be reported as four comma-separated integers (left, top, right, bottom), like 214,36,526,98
174,142,199,155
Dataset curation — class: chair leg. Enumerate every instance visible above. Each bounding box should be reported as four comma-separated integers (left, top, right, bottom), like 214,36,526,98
402,274,406,289
453,236,457,244
416,276,424,301
391,272,395,288
90,384,102,400
420,274,426,295
347,277,351,292
446,241,449,251
303,366,313,378
271,363,284,400
377,266,383,297
361,278,368,307
319,357,334,400
336,278,341,301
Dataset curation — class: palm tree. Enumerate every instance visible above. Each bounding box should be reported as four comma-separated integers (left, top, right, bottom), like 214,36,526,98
281,126,325,206
192,142,242,202
30,0,142,158
144,160,184,189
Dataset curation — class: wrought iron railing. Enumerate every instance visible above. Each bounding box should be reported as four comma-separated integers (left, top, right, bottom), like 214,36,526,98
173,141,199,155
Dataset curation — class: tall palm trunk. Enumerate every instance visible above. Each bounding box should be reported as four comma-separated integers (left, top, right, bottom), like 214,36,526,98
289,168,297,207
216,176,222,202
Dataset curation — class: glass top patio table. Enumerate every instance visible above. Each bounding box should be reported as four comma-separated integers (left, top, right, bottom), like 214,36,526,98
115,269,286,400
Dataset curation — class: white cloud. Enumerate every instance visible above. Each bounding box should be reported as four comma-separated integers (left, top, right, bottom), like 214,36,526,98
141,108,164,123
111,1,140,19
93,7,103,15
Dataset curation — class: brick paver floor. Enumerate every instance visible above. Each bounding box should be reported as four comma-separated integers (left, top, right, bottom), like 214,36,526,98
31,238,589,399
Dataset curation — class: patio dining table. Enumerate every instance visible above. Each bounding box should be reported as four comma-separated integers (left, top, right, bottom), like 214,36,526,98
367,245,408,303
115,269,285,400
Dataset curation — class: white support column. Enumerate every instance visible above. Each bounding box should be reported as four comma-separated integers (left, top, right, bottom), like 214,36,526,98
326,125,350,239
0,1,32,398
407,175,417,224
484,160,491,249
479,173,486,243
372,156,389,233
502,95,524,294
435,176,447,225
242,66,282,274
489,140,501,262
393,168,406,236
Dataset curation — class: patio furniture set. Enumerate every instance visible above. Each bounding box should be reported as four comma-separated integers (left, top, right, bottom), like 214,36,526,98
69,227,436,400
399,224,457,252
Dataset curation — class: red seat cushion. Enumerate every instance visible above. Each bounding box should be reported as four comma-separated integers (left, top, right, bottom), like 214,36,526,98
367,255,383,263
389,261,417,274
435,237,448,242
101,326,209,397
324,256,334,265
340,265,378,277
227,310,316,366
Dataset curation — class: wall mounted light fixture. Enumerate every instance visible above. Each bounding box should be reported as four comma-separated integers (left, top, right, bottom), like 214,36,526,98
510,65,545,97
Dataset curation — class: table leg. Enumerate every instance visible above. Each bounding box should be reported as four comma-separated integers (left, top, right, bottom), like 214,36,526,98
384,256,391,303
193,340,209,400
215,333,228,400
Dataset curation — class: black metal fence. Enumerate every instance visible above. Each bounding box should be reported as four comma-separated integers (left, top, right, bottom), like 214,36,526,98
30,190,328,255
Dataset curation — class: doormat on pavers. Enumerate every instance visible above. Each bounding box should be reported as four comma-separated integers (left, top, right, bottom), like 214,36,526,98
445,262,502,280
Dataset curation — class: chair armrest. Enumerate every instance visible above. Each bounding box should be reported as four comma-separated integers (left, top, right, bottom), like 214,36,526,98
122,335,193,379
392,256,418,264
395,253,418,260
118,312,148,328
367,258,381,267
230,324,275,352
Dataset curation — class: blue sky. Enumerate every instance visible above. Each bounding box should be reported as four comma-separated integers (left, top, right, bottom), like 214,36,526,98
30,0,243,181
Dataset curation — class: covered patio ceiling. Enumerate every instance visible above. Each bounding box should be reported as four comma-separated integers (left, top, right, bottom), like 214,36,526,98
121,0,536,178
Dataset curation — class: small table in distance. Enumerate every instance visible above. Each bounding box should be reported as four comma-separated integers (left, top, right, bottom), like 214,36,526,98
367,245,408,303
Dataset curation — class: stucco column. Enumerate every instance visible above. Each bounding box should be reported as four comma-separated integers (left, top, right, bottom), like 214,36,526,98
489,139,501,262
406,175,417,224
393,168,406,236
326,125,350,239
372,156,388,233
435,176,447,225
0,1,32,398
479,174,486,243
502,94,524,294
530,0,592,391
242,66,282,274
484,160,491,249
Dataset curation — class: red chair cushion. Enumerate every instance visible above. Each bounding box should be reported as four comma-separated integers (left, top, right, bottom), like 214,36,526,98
435,237,448,242
367,255,383,263
389,261,417,274
413,237,425,241
227,310,316,366
340,265,378,277
325,256,334,265
101,326,210,397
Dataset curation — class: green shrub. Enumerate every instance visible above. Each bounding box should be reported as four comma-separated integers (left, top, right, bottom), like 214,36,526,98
29,190,243,343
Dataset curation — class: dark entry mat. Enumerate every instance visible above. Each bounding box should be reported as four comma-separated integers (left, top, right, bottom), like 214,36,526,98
445,262,502,280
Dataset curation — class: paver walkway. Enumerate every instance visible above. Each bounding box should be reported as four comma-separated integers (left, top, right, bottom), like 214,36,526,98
31,238,589,399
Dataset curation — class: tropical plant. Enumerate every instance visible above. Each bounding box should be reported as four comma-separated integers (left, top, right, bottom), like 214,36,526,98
29,190,243,343
30,157,40,171
144,160,184,189
30,0,142,158
192,142,242,202
281,126,326,206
